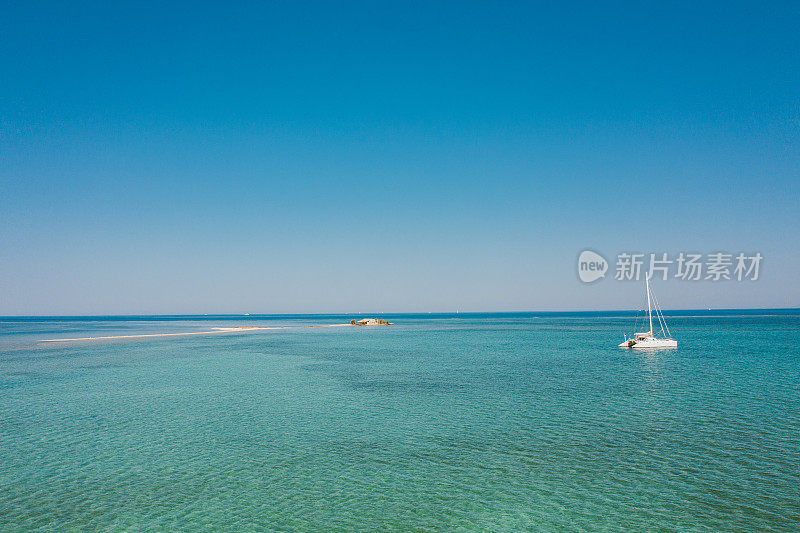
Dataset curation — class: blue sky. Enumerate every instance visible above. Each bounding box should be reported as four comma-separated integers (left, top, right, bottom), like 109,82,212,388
1,1,798,314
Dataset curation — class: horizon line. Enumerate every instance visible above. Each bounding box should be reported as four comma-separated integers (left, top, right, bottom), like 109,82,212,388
1,306,799,319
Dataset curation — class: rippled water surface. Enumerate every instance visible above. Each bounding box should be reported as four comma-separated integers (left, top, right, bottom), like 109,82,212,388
1,314,799,530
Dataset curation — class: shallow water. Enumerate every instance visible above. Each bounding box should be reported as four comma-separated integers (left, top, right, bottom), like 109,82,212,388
1,314,799,530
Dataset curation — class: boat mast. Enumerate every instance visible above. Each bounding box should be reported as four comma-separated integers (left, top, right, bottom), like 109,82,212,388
646,274,653,335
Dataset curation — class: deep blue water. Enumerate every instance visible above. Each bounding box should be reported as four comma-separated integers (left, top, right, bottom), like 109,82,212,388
1,313,799,530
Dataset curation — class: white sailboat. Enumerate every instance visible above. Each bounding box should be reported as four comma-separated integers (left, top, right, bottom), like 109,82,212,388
619,274,677,349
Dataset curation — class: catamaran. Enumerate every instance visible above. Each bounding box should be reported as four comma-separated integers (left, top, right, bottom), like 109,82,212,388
619,274,677,349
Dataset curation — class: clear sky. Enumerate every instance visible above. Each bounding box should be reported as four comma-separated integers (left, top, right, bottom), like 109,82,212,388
1,1,798,315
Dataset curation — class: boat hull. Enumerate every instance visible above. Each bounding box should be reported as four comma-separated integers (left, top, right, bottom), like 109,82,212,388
619,337,677,349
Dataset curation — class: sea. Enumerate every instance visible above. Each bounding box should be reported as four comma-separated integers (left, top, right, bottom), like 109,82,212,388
1,312,798,531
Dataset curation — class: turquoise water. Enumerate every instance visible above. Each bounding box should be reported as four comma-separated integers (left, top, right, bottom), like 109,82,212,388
1,313,799,531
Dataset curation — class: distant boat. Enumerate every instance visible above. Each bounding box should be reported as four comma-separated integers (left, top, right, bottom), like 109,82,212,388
619,275,677,349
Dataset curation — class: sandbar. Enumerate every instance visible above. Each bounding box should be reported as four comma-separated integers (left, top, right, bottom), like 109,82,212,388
41,324,355,342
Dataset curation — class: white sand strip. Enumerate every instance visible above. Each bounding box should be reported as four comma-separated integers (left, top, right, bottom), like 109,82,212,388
41,326,288,342
40,323,361,342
